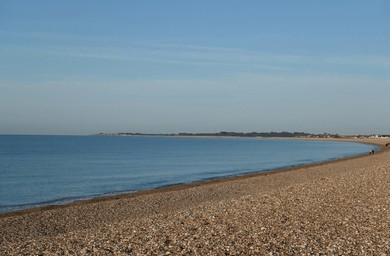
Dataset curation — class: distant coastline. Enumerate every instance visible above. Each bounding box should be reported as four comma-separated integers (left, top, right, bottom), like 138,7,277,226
94,131,390,140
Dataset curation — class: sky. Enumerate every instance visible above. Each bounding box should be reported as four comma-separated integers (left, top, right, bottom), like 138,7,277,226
1,1,389,135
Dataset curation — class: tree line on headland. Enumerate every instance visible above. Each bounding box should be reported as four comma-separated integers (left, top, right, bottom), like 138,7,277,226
176,131,312,137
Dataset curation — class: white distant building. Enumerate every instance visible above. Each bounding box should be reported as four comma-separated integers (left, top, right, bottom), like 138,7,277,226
369,135,389,139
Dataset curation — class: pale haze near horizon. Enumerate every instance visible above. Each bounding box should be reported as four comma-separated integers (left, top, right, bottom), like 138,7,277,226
0,1,389,135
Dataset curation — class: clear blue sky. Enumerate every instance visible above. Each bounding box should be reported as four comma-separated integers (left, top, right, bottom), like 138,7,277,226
1,0,389,135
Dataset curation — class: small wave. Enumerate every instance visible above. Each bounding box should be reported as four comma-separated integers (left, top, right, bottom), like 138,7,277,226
0,194,102,214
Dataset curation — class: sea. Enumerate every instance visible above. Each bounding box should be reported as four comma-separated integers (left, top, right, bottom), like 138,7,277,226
0,135,377,213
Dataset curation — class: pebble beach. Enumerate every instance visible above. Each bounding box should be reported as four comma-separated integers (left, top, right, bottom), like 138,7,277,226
1,138,389,255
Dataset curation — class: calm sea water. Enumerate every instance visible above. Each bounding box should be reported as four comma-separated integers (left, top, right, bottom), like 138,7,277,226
0,135,376,213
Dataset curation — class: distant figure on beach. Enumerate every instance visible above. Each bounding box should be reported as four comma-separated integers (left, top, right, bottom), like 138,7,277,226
369,150,375,155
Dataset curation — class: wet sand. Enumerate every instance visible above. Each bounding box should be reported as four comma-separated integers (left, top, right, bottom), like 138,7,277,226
1,138,389,255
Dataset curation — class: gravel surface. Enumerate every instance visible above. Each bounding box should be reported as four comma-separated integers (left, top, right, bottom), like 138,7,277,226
1,138,389,255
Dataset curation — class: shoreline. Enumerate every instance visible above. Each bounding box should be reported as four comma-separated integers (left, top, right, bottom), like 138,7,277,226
1,138,389,254
0,137,385,218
